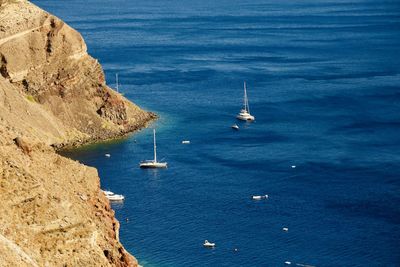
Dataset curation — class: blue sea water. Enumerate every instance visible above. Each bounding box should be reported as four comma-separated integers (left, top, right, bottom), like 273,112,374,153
32,0,400,266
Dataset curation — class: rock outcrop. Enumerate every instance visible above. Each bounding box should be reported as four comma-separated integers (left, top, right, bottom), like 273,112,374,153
0,0,153,266
0,0,155,148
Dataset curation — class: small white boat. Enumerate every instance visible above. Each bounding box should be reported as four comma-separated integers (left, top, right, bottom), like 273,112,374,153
103,190,125,201
291,165,296,168
107,194,125,201
203,240,215,248
105,153,111,158
182,140,190,144
285,261,291,265
252,194,269,200
236,81,255,121
231,124,239,130
282,227,289,232
140,129,167,168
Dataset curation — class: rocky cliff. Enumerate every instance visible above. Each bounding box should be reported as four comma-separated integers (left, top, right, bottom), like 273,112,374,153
0,0,153,266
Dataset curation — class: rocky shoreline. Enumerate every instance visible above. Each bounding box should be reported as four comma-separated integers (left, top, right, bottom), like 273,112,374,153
0,0,152,265
53,112,157,150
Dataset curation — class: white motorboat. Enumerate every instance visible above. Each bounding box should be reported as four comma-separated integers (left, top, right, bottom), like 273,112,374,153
103,190,125,201
252,194,269,200
231,124,239,130
236,81,255,121
203,240,215,248
107,194,125,201
282,227,289,232
140,129,167,168
105,153,111,158
285,261,292,265
182,140,190,144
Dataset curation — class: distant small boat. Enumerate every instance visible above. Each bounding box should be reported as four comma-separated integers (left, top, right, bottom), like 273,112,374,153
252,195,269,200
105,153,111,158
285,261,291,265
103,190,124,201
282,227,289,232
203,240,215,248
140,129,167,168
236,81,255,121
231,124,239,130
182,140,190,144
291,165,296,168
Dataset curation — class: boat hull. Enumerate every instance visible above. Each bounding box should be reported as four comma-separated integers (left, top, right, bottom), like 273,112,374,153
107,195,125,201
236,114,255,121
140,162,168,168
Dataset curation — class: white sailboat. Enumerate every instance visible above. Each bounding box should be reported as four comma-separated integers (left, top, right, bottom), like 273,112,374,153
140,129,167,168
236,81,255,121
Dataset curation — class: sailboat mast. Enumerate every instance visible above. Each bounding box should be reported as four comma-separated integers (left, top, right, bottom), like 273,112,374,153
153,129,157,162
246,82,250,114
244,81,248,112
116,73,119,93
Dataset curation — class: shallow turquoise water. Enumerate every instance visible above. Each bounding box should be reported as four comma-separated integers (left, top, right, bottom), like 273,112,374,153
34,0,400,266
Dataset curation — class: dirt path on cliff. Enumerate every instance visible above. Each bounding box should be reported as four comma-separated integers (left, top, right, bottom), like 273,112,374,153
0,233,40,267
0,23,50,46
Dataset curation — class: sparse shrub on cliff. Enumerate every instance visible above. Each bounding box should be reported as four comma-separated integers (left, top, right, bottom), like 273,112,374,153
26,95,36,102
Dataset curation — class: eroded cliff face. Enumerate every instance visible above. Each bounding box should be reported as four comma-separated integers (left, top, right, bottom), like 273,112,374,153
0,0,155,147
0,132,137,266
0,0,150,266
